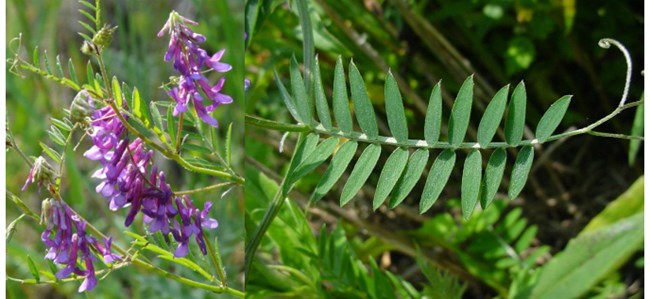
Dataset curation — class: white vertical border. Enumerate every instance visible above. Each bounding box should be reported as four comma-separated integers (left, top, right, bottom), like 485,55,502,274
1,0,8,294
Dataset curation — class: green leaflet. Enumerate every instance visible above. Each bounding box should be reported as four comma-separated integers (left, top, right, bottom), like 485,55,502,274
333,57,353,133
477,85,509,147
68,58,78,85
340,144,381,206
424,81,442,144
287,133,319,175
27,256,40,282
290,55,313,124
420,150,456,213
480,148,507,209
505,81,526,145
349,60,378,138
274,69,302,123
39,142,61,163
55,55,65,78
226,123,233,167
388,149,429,208
536,95,572,143
461,150,482,219
508,145,534,199
313,55,332,130
86,61,94,85
290,137,339,184
384,72,408,142
373,147,409,210
448,76,474,147
112,76,122,107
312,141,358,202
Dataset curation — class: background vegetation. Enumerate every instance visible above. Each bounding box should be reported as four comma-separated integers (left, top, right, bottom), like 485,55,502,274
244,0,643,297
6,1,244,298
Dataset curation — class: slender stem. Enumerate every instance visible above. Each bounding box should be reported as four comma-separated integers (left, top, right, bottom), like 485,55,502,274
175,112,184,153
246,99,643,150
244,133,306,274
7,125,34,167
204,235,227,288
174,182,234,196
587,131,644,140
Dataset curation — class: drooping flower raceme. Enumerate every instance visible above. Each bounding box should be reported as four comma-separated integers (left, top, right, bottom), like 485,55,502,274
158,11,233,127
40,198,120,292
83,91,218,257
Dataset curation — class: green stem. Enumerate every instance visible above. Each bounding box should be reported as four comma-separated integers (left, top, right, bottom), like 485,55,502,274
245,99,643,150
58,123,80,178
204,235,228,288
174,182,234,196
244,133,306,274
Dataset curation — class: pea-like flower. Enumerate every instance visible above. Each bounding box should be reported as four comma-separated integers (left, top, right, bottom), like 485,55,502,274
158,11,233,127
84,96,218,258
40,199,120,292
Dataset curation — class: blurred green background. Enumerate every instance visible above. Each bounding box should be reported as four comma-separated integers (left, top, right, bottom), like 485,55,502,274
6,0,244,298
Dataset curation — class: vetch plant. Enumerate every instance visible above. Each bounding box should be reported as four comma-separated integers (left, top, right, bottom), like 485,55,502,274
7,1,244,296
246,0,643,298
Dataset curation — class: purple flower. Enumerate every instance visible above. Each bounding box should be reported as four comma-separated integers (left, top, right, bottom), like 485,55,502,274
40,199,120,292
171,196,218,257
84,96,219,258
158,11,233,128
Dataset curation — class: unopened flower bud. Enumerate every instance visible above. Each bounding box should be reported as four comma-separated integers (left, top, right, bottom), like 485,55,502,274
81,40,96,56
22,156,56,191
70,90,95,124
92,25,117,49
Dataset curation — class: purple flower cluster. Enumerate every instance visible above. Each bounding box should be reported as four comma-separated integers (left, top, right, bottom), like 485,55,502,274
158,11,233,128
84,96,218,257
40,199,120,292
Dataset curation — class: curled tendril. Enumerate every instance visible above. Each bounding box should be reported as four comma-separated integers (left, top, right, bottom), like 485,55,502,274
7,34,25,77
598,38,632,107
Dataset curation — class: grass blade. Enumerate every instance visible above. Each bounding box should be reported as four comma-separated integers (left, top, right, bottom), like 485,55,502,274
388,149,429,208
349,60,378,138
313,55,332,129
461,150,482,219
226,123,233,167
420,150,456,213
424,81,442,144
505,81,527,145
312,141,358,202
478,84,509,147
480,148,506,209
448,75,474,147
385,71,408,142
535,95,572,143
333,57,352,133
340,144,381,206
290,55,312,123
628,95,644,165
373,147,409,210
508,145,534,199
